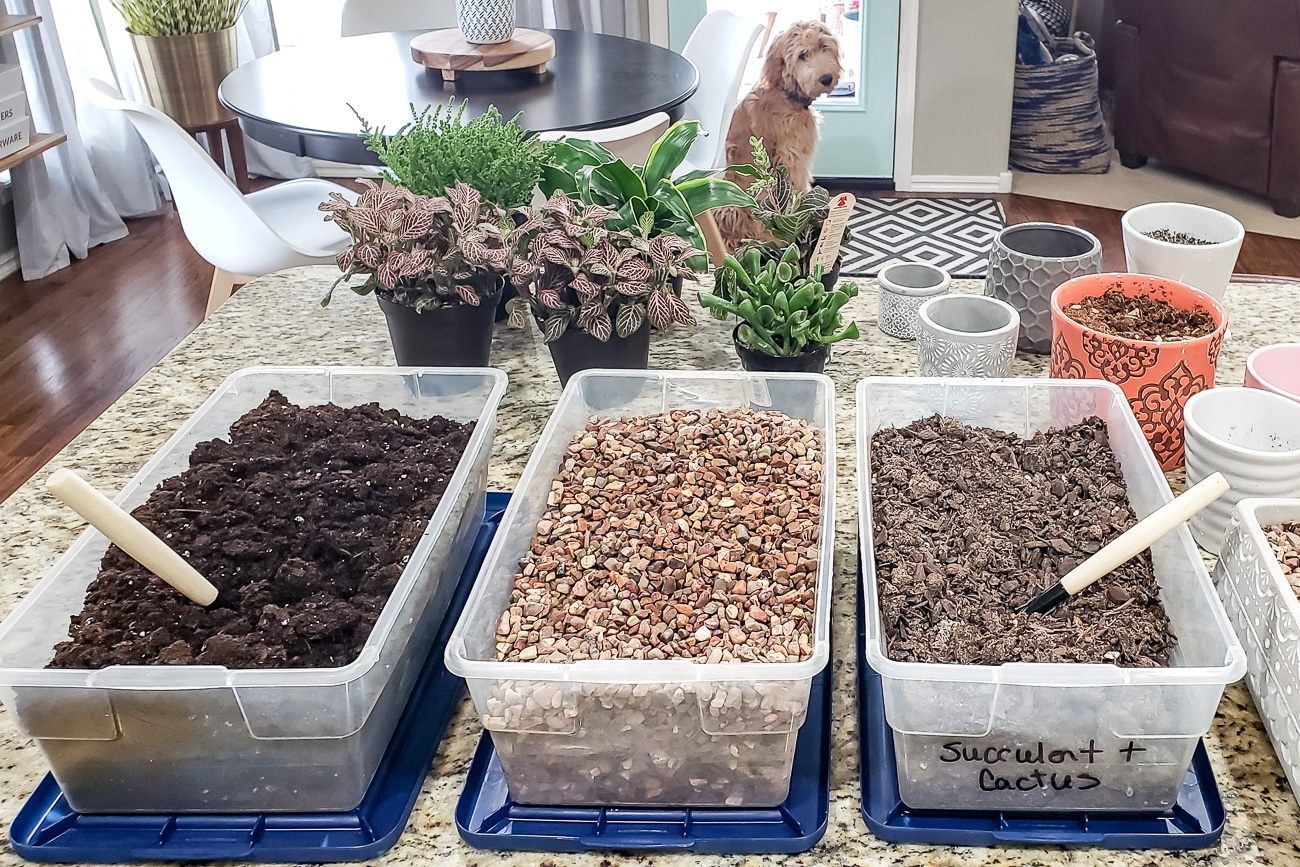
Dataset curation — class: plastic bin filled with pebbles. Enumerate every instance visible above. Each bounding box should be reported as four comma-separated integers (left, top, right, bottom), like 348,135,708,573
446,371,835,808
857,377,1244,813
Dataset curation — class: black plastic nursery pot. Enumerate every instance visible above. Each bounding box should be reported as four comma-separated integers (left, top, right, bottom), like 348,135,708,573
547,322,652,388
378,286,502,368
732,326,830,374
820,257,843,291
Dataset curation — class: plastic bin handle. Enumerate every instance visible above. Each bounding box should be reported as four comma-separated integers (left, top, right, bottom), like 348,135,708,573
577,831,693,849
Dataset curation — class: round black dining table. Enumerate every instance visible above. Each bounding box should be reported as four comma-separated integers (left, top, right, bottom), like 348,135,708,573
219,29,699,165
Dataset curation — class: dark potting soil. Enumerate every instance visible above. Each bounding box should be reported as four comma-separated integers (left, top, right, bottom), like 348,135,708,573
1143,228,1213,246
48,392,474,670
1063,289,1216,342
870,415,1174,667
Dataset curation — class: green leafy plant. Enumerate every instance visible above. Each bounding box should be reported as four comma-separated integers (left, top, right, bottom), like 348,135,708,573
506,192,703,342
113,0,244,35
320,179,512,311
734,137,836,275
358,100,547,210
539,120,755,253
700,244,860,357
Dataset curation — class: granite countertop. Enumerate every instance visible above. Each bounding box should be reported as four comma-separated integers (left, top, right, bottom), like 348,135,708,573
1,269,1299,866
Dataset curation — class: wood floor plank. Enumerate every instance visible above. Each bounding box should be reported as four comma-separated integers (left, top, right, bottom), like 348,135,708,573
0,186,1296,504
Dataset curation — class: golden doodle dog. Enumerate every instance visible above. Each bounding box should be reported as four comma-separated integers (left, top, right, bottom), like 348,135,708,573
716,21,843,250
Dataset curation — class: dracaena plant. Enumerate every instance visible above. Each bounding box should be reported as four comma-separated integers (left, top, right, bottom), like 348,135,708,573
700,244,860,357
320,179,511,311
735,137,835,276
506,192,704,343
539,120,755,255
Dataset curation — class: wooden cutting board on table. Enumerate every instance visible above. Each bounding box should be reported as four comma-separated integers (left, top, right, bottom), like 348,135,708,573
410,29,557,81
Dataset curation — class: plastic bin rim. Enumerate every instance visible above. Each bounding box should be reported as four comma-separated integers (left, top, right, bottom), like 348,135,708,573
445,368,835,684
854,375,1247,687
0,365,508,690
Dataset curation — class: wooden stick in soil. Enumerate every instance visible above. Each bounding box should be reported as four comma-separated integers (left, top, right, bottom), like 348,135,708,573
46,468,219,606
1024,472,1230,615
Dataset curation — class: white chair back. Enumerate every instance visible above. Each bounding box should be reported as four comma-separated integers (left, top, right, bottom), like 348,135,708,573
86,79,295,276
340,0,458,37
679,10,763,169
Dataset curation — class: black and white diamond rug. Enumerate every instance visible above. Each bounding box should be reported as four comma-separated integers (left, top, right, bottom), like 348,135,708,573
840,197,1005,278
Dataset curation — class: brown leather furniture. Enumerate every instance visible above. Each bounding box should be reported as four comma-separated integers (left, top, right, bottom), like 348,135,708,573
1112,0,1300,217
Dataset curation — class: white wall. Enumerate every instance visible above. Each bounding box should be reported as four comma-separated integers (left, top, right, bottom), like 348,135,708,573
897,0,1018,192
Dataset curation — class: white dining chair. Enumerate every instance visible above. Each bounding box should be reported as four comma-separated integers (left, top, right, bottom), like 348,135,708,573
87,80,356,319
340,0,458,37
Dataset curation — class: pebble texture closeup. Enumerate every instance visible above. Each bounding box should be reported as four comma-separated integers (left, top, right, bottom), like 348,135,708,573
1264,522,1300,596
1,270,1299,865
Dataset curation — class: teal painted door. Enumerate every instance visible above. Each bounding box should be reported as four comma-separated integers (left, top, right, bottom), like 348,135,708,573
668,0,899,180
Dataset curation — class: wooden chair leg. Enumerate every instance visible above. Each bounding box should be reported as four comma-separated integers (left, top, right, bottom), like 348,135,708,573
225,123,252,194
207,268,255,318
698,209,727,269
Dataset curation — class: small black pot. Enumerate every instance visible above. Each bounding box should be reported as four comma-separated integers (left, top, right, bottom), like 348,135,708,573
547,322,651,388
732,326,829,374
495,278,518,323
820,257,842,291
378,285,502,367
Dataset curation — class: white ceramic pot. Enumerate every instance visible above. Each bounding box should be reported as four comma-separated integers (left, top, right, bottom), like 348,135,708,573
1183,387,1300,554
876,261,950,340
457,0,516,44
916,294,1020,377
1246,343,1300,403
1121,202,1244,302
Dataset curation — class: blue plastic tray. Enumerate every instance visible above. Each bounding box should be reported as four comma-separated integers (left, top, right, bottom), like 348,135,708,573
9,491,512,864
455,659,831,853
856,564,1226,849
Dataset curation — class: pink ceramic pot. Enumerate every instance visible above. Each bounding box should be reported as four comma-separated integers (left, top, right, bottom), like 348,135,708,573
1245,343,1300,403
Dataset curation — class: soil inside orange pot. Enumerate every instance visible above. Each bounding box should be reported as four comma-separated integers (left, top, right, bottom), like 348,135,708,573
1062,289,1216,341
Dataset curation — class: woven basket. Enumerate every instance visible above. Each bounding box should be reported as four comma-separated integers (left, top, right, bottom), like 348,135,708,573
1009,35,1111,174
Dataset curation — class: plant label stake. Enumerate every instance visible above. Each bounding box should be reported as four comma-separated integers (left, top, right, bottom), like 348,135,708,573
1024,472,1230,615
46,468,219,606
810,192,855,272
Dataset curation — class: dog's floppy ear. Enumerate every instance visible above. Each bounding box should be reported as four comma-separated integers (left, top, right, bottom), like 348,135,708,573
760,27,790,89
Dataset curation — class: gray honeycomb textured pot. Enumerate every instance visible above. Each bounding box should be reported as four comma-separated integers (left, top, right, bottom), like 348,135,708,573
985,222,1102,354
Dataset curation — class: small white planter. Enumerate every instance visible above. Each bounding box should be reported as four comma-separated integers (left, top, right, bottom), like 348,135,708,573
457,0,516,44
1121,202,1244,302
876,261,950,340
1183,387,1300,554
915,294,1019,377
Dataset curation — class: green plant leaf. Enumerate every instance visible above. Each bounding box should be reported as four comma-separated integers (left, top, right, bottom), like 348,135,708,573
590,161,648,203
642,120,701,190
675,177,756,216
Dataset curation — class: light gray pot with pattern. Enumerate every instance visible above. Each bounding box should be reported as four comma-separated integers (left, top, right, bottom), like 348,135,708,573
457,0,516,44
985,222,1102,354
916,294,1020,378
876,261,951,340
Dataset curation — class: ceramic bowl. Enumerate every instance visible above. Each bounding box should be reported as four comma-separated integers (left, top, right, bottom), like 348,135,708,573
1121,202,1244,302
1245,343,1300,403
1183,387,1300,554
916,294,1019,377
1050,273,1228,470
876,261,951,340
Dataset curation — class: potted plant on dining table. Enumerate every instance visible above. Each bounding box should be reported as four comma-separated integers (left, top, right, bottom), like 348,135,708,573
320,179,512,367
506,192,702,385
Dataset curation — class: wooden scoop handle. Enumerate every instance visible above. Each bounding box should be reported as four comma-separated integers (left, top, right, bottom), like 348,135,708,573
47,468,218,606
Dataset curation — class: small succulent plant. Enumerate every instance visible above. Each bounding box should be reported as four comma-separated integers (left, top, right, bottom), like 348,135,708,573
736,137,835,276
320,179,512,311
506,192,703,342
700,244,860,357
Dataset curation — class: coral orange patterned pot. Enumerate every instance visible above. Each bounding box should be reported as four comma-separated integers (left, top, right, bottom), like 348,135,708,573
1050,273,1228,470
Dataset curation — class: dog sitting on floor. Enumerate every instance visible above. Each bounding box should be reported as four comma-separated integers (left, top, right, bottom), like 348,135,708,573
715,21,843,250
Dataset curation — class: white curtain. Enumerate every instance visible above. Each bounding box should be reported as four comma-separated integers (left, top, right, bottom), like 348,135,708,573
517,0,649,39
4,0,129,280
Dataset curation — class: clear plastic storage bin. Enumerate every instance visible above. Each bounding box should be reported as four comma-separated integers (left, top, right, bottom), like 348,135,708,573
0,367,507,813
445,370,835,807
857,377,1245,812
1213,498,1300,808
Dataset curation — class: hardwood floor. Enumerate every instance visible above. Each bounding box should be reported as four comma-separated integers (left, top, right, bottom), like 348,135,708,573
0,189,1297,503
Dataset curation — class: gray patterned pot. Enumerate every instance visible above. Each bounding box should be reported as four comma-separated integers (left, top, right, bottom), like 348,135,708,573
985,222,1102,355
876,261,950,340
457,0,516,44
916,294,1020,378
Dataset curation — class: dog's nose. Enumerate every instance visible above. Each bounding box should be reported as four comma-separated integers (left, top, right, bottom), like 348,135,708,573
820,74,834,87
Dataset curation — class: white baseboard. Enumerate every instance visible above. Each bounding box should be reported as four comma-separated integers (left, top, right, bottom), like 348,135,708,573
0,247,19,281
907,172,1013,194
